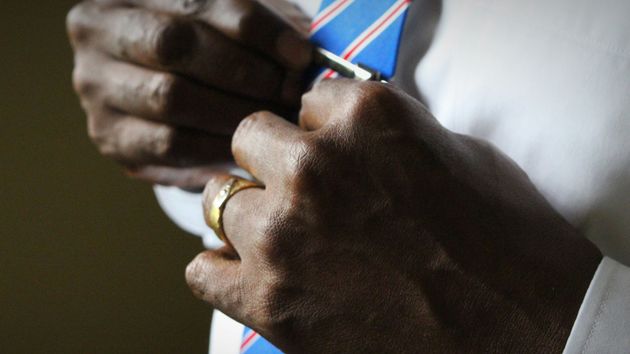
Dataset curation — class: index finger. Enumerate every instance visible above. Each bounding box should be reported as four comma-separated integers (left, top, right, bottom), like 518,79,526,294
299,79,397,131
298,79,350,130
98,0,313,70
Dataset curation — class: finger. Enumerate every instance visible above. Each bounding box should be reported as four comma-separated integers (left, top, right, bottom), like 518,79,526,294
298,79,351,131
88,112,232,167
69,2,292,103
94,59,275,135
232,111,304,185
186,248,244,313
300,78,399,131
97,0,313,70
202,174,267,256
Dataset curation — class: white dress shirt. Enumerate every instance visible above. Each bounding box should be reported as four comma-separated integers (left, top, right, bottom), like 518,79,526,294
155,0,630,352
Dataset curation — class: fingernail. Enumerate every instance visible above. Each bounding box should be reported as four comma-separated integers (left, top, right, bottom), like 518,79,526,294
277,31,313,70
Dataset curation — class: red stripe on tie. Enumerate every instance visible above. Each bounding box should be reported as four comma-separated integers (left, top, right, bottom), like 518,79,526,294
342,0,411,60
310,0,352,33
240,331,259,351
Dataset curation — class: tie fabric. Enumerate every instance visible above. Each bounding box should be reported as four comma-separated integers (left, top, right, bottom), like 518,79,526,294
239,1,411,353
311,0,412,81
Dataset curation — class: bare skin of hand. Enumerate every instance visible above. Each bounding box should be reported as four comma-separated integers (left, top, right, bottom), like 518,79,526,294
67,0,313,188
187,79,602,353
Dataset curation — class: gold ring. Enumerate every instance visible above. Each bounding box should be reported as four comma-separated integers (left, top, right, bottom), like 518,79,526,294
206,176,262,246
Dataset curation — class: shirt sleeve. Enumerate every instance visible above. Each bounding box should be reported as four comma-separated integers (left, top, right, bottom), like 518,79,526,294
564,257,630,353
153,185,222,249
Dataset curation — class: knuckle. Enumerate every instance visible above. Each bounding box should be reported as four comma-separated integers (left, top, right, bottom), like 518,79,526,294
352,81,393,111
72,65,97,98
66,2,93,45
298,90,317,119
289,136,327,180
87,115,117,158
151,126,178,161
232,111,269,153
346,82,399,127
154,19,198,67
151,73,182,118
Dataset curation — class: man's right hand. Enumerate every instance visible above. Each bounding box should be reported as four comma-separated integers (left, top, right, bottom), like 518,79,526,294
67,0,313,188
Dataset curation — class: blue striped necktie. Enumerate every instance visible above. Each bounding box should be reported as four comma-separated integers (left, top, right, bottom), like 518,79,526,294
240,1,410,353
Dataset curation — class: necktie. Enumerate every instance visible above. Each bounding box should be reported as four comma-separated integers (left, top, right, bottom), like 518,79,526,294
311,0,412,81
240,1,410,353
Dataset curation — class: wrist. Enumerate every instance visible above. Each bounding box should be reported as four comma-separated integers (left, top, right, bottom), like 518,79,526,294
414,209,602,352
463,228,602,352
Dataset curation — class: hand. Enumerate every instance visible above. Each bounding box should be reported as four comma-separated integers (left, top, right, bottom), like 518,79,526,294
186,79,602,353
66,0,313,188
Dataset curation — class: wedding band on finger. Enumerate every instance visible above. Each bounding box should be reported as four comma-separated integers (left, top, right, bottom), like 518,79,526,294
206,176,263,247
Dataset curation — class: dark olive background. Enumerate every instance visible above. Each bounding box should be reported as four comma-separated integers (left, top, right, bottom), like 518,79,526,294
1,2,211,352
